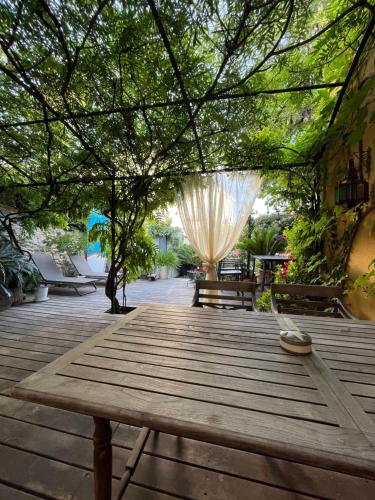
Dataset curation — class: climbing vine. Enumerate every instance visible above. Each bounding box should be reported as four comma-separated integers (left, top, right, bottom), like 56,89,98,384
0,0,374,309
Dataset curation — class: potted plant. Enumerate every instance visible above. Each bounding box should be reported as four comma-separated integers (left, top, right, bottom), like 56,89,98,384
0,236,41,305
34,284,49,302
156,250,180,279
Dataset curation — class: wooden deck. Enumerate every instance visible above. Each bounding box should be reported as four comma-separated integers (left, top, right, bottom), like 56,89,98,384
0,280,374,499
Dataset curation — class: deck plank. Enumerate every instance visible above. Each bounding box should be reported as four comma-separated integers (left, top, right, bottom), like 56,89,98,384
76,353,322,402
0,443,94,499
0,483,43,499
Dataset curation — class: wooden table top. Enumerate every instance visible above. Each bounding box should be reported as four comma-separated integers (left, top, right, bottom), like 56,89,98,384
252,254,290,261
11,305,375,479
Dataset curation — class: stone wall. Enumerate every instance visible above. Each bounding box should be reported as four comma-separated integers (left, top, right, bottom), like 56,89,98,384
17,227,77,275
0,207,77,276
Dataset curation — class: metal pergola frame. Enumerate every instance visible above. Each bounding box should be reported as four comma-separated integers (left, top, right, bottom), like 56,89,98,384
0,4,374,191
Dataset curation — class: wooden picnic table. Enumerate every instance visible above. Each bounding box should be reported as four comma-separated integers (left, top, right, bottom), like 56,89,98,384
11,305,375,499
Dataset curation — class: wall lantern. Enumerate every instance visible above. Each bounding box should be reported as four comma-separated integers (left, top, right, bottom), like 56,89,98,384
334,146,371,208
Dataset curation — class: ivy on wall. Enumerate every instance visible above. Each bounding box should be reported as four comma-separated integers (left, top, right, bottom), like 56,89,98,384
325,66,375,294
278,205,362,287
354,260,375,296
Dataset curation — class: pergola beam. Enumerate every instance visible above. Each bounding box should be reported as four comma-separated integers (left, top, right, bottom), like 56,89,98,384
0,82,344,130
0,161,310,190
328,12,375,128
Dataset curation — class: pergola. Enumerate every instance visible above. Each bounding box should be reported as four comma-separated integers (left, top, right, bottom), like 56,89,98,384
0,0,374,311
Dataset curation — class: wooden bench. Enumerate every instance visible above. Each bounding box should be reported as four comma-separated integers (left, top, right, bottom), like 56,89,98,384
270,284,354,318
192,280,258,311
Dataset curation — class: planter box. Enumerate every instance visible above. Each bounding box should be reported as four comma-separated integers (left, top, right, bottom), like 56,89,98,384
105,306,136,315
159,266,178,279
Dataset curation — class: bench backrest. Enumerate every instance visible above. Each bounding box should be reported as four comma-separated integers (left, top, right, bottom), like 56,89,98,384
270,283,350,318
193,280,257,311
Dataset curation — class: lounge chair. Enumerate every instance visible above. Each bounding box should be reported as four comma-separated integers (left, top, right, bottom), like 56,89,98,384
270,283,355,318
192,280,258,311
69,254,108,280
32,253,98,296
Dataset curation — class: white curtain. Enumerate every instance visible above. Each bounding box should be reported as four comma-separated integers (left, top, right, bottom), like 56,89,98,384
177,172,262,280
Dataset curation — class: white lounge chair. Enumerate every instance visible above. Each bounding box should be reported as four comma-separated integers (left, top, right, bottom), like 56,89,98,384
70,254,108,280
32,253,98,295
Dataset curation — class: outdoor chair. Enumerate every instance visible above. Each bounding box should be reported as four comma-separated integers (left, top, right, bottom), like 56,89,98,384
270,283,355,318
186,269,206,286
192,280,258,311
69,254,109,280
32,253,98,295
217,258,244,281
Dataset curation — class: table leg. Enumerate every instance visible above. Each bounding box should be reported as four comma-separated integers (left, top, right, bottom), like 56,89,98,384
93,417,112,500
261,261,266,292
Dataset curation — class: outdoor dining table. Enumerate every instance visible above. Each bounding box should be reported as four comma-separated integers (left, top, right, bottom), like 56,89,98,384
251,254,290,291
11,304,375,499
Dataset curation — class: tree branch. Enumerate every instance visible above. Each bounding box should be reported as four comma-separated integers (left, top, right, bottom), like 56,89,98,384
273,3,366,56
328,11,375,128
147,0,206,171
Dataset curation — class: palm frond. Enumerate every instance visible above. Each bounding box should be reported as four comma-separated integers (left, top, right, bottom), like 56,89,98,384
0,237,40,291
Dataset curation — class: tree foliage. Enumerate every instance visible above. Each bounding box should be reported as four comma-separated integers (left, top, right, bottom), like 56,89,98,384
237,226,286,256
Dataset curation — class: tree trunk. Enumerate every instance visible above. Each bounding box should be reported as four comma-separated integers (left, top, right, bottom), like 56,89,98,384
0,218,24,254
107,176,120,313
105,263,120,313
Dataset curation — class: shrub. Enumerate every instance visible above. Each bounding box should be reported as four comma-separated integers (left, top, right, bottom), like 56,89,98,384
257,289,271,312
156,250,180,268
176,244,200,267
43,230,87,275
253,213,294,234
237,226,286,256
45,230,87,256
0,237,40,292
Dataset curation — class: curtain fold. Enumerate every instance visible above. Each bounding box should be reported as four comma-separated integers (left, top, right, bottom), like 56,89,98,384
177,172,262,280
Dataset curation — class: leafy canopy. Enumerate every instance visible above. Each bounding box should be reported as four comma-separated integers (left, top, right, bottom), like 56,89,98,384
0,0,372,207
